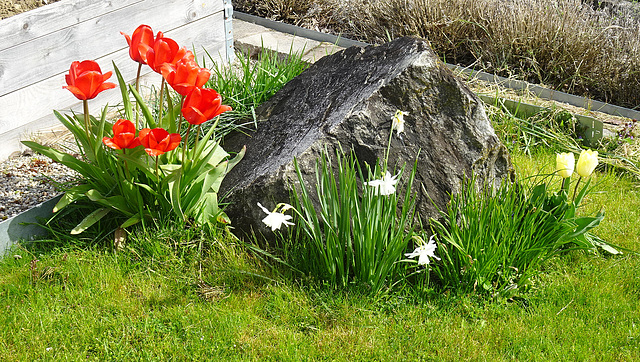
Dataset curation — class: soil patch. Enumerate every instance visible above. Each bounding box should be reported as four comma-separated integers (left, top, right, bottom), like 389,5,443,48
0,0,59,20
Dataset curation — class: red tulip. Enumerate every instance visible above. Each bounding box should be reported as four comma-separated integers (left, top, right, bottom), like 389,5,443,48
138,128,181,156
121,24,155,64
63,60,116,100
182,88,232,125
138,32,192,74
161,58,211,96
102,119,142,150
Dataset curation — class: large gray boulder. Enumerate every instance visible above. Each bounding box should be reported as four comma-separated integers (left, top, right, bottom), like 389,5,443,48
221,36,513,237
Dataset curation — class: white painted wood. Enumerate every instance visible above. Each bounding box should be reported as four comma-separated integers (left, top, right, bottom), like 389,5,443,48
0,11,227,133
0,0,142,51
0,0,231,161
0,0,225,96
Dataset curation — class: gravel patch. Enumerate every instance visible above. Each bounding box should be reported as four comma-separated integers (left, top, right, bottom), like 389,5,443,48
0,152,78,221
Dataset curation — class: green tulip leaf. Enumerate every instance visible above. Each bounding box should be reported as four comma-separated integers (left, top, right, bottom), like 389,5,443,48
120,215,142,229
86,190,134,216
565,209,605,240
21,141,93,176
113,63,133,121
53,184,93,212
574,178,592,207
130,86,156,129
71,208,111,235
196,192,219,225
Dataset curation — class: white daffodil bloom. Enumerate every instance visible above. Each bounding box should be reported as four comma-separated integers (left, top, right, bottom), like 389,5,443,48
257,202,294,231
392,110,408,136
366,171,399,196
405,235,440,265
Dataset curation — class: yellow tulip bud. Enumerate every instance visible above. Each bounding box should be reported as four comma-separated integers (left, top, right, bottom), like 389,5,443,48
576,149,598,177
556,152,575,178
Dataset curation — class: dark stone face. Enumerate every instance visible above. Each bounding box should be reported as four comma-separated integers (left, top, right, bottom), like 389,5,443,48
221,36,513,239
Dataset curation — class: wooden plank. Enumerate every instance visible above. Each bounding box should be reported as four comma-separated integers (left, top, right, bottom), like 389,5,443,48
0,11,228,139
0,0,142,51
0,0,225,96
0,0,140,50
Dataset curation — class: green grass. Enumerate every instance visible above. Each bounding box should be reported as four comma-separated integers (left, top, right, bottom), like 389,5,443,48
1,150,639,360
203,48,309,137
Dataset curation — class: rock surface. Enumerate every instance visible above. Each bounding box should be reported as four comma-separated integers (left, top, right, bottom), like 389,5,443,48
221,36,513,237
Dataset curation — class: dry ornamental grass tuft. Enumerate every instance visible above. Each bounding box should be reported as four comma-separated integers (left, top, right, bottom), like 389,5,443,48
234,0,640,109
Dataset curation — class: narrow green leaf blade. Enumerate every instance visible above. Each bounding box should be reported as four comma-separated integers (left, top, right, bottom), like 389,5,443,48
71,208,111,234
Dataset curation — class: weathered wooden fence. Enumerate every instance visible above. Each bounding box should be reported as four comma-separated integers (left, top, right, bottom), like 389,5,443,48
0,0,233,161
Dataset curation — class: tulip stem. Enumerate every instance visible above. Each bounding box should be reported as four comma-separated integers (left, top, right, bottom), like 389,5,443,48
135,63,142,128
123,149,131,180
158,78,166,127
83,100,90,140
178,95,185,135
194,124,202,155
182,124,192,165
572,176,582,202
155,156,159,179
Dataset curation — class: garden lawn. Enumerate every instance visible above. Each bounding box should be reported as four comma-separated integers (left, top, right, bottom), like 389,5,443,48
0,151,639,361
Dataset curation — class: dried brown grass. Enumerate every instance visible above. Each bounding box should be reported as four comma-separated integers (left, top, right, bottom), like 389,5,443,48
233,0,640,109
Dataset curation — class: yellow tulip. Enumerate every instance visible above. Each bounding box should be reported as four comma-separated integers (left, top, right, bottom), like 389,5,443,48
576,149,598,177
556,152,575,178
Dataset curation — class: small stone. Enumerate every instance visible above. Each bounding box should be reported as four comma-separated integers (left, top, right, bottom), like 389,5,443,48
13,255,22,260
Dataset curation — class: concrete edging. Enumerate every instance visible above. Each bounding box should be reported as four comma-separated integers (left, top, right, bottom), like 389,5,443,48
0,195,61,255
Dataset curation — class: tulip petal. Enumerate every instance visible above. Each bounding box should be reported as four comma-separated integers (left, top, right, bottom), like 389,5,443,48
63,60,114,100
62,85,89,100
103,137,121,150
166,133,182,152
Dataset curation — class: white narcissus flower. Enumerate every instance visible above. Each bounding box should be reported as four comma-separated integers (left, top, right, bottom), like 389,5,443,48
576,149,599,177
257,202,294,231
392,110,408,136
555,152,575,178
366,171,399,196
405,235,440,265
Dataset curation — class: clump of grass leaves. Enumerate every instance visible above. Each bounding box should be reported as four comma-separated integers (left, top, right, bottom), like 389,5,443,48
432,177,577,296
202,47,309,136
290,148,417,294
488,101,640,180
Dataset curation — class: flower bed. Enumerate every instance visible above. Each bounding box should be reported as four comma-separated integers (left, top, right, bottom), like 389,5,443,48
0,0,233,161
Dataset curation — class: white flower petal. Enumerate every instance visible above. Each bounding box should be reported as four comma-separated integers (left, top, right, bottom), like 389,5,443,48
366,172,400,196
258,202,294,231
257,202,270,215
392,110,408,136
406,236,440,265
